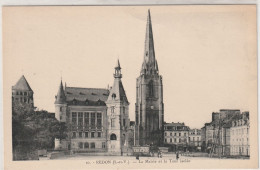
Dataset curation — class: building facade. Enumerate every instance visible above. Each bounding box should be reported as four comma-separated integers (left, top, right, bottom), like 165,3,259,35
135,10,164,147
230,112,250,156
12,75,34,108
201,109,249,156
164,122,189,151
189,129,202,148
54,60,131,155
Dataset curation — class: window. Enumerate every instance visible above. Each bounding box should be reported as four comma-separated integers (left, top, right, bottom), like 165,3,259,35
78,112,83,126
170,138,172,143
16,92,19,95
111,119,115,127
24,92,27,96
97,113,102,128
91,143,95,149
72,112,77,125
20,92,23,95
193,137,195,141
110,134,117,140
170,133,172,136
72,132,76,138
60,107,62,112
112,93,116,100
98,132,101,138
111,106,115,113
102,142,106,148
174,133,176,136
165,139,167,142
174,138,176,143
179,133,181,136
84,142,89,149
123,119,126,127
60,116,62,120
24,98,27,102
197,137,199,141
91,113,96,129
78,142,83,149
184,133,186,136
165,133,167,136
91,132,95,138
85,132,88,138
148,80,154,97
84,112,90,127
79,132,82,138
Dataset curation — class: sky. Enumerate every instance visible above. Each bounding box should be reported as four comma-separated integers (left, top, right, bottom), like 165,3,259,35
3,5,257,129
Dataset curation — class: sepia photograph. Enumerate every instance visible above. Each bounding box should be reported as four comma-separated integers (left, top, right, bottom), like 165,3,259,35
2,5,258,169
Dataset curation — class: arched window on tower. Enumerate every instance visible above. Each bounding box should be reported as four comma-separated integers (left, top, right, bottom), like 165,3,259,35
110,134,117,140
148,80,154,97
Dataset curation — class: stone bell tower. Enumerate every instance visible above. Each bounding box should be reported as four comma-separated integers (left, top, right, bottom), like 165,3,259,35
135,10,164,146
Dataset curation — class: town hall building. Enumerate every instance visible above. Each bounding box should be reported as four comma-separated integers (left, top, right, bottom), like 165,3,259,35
54,60,131,155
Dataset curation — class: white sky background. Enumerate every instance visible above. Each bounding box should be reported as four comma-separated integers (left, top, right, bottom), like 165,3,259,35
3,5,257,129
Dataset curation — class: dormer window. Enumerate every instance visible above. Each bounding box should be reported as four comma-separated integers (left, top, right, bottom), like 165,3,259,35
72,98,77,105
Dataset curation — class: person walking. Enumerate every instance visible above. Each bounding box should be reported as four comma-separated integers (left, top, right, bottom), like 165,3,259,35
176,151,179,161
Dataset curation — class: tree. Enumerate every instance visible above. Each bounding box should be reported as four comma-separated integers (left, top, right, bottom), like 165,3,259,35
12,102,68,160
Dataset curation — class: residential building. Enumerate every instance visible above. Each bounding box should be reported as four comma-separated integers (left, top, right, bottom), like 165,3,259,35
230,112,250,156
189,129,202,150
202,109,249,156
164,122,189,151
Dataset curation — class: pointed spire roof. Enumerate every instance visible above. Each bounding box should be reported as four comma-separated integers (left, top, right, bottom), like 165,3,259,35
12,75,33,91
141,9,158,75
115,59,121,69
114,59,122,78
107,60,128,103
55,80,66,104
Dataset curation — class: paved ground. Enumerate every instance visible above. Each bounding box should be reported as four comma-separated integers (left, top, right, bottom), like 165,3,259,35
40,153,220,161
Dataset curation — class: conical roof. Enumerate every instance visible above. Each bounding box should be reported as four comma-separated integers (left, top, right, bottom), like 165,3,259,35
12,75,33,91
55,80,66,104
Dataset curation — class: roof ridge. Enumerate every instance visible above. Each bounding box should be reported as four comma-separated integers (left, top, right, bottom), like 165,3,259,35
66,86,109,91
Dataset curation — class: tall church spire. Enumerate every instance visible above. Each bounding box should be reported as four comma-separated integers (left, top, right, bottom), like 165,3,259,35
141,9,158,75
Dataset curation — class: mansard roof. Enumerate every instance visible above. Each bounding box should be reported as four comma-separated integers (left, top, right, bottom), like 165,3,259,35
65,87,109,106
12,75,33,91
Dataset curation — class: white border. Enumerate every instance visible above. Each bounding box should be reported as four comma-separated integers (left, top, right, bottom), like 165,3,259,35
0,1,258,170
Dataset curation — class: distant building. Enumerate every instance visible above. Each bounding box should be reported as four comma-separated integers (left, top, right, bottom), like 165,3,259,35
12,75,34,108
230,112,250,156
54,60,131,155
201,109,249,156
164,122,189,151
189,129,202,149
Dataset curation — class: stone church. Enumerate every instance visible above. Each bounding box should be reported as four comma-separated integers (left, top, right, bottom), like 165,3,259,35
135,10,164,146
54,60,131,155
